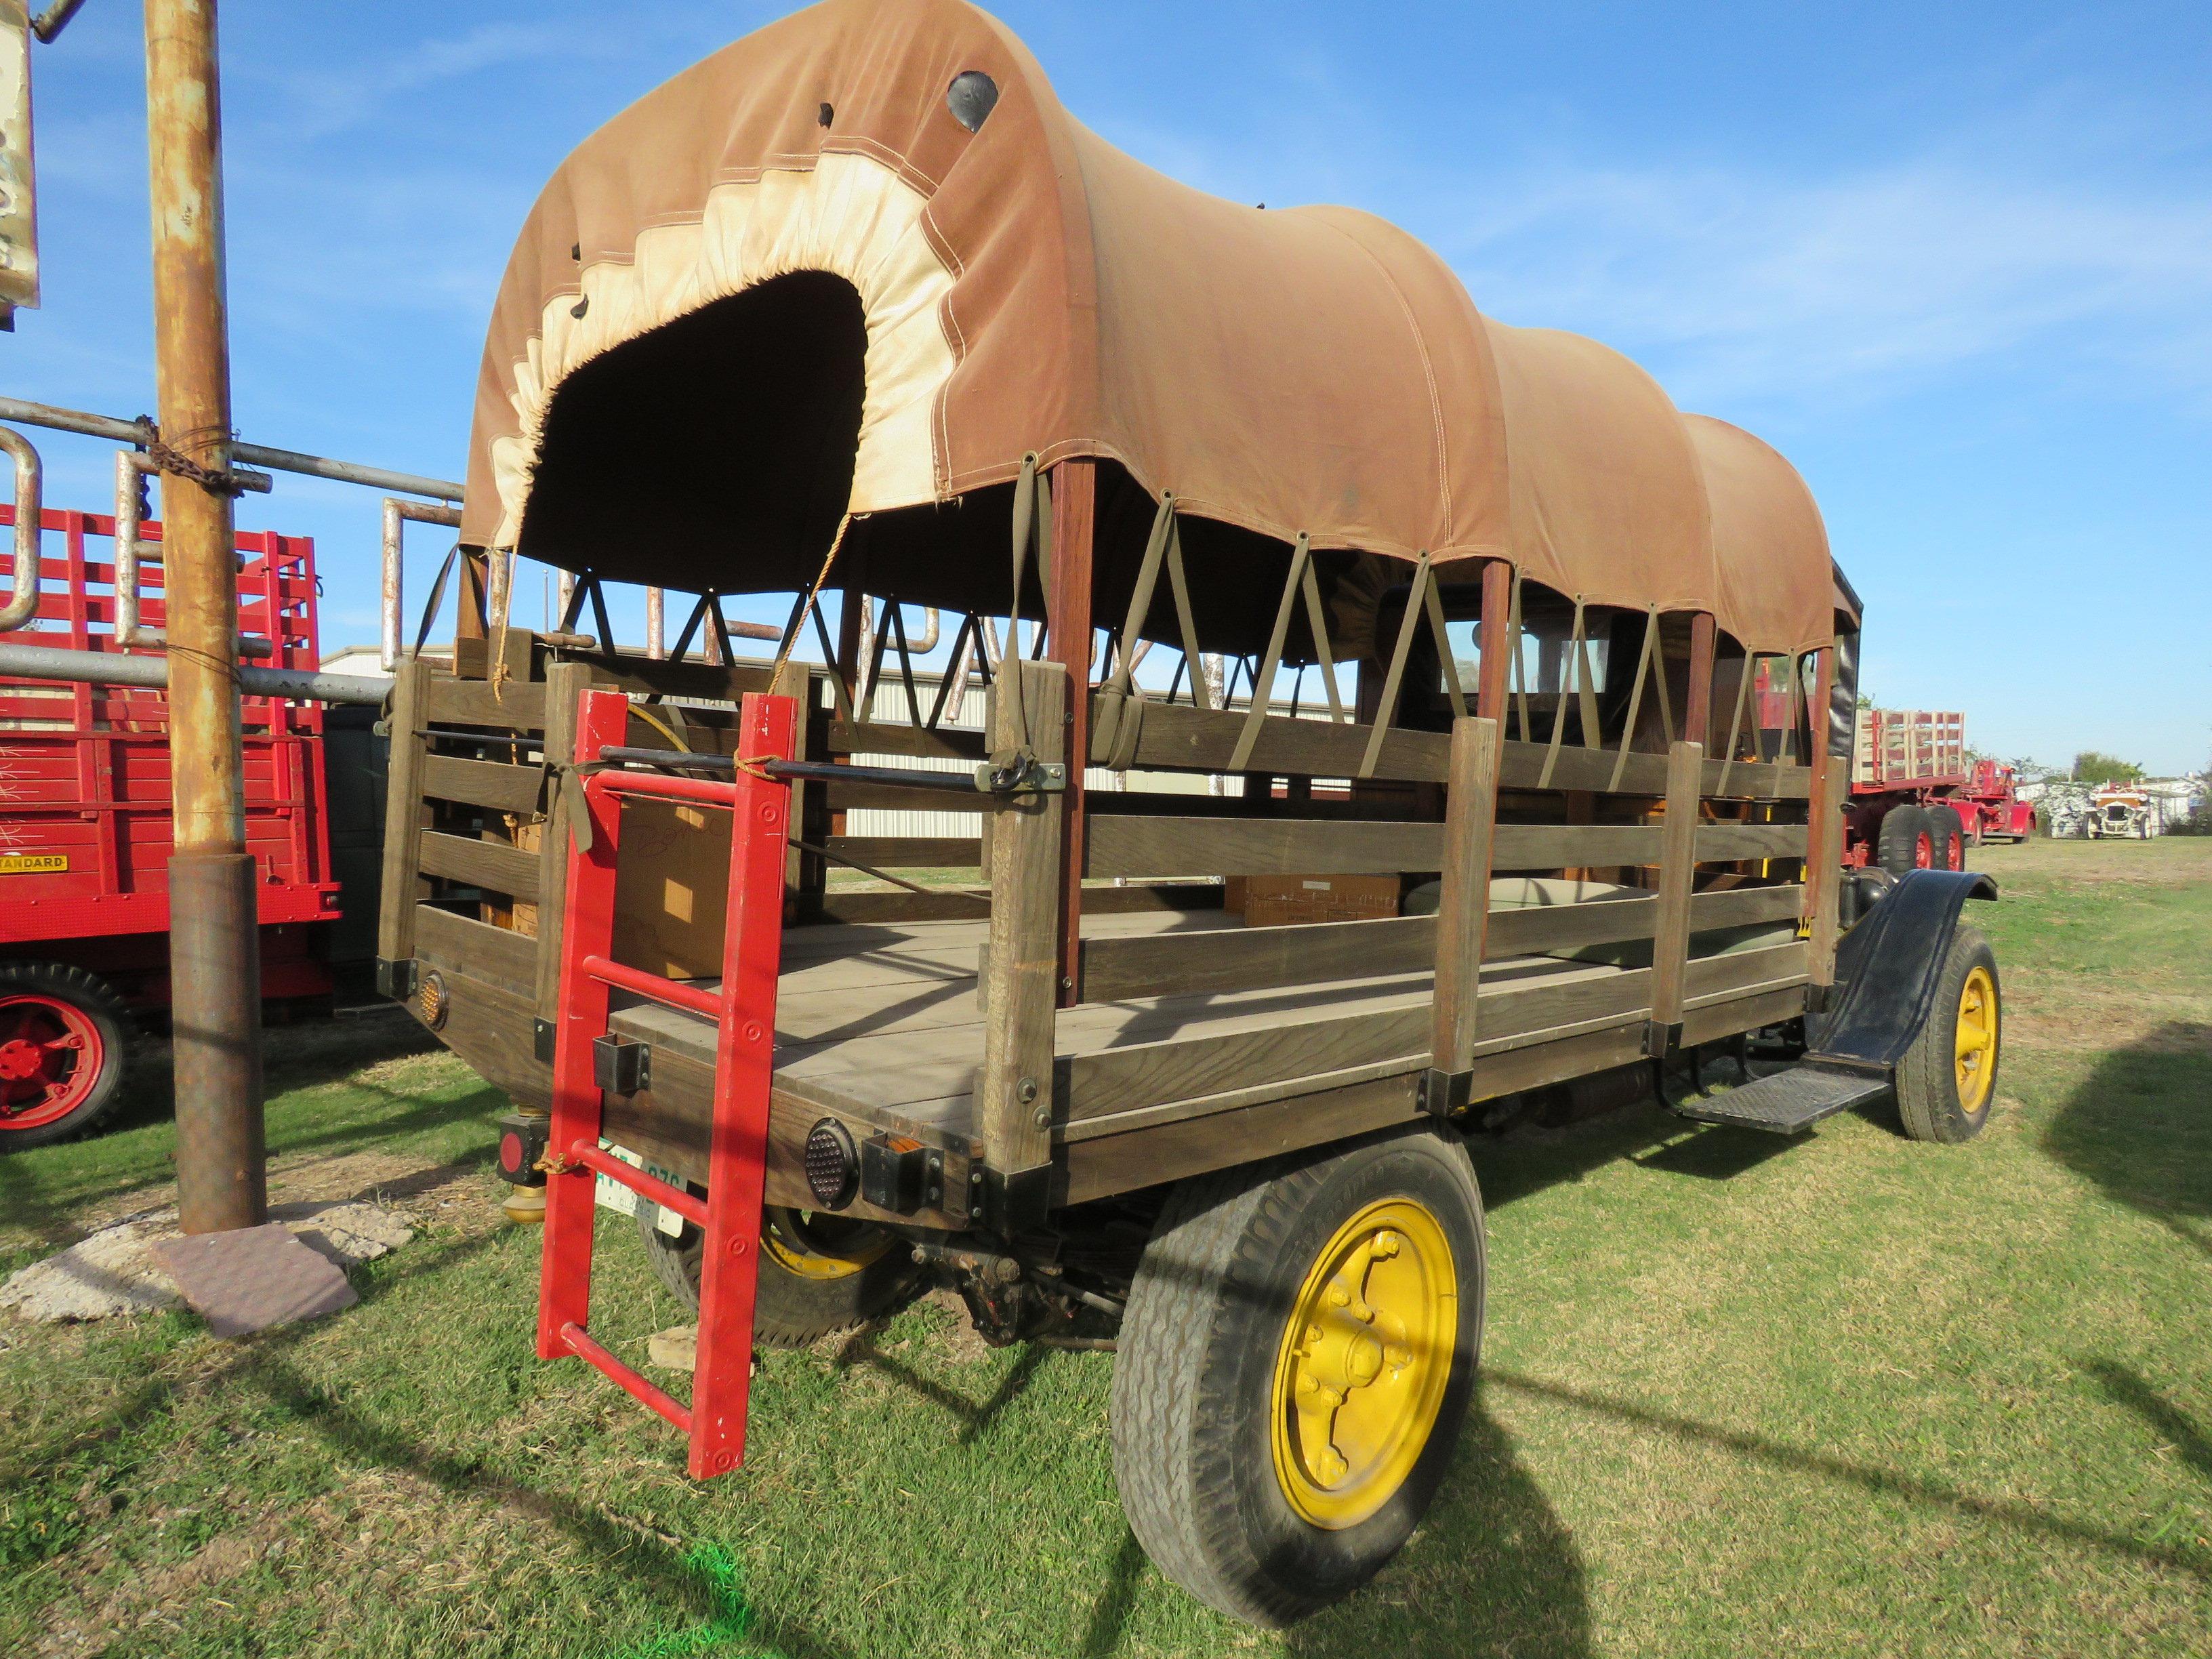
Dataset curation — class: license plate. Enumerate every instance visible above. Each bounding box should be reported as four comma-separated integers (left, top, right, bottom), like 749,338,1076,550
592,1141,687,1237
0,853,67,874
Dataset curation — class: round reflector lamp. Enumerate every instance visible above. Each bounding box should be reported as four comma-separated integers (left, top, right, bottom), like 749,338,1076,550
804,1118,859,1210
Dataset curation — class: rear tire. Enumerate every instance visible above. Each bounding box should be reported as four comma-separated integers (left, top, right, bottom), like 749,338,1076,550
0,962,132,1151
1111,1126,1486,1627
1877,805,1932,876
1896,926,2001,1143
638,1204,921,1347
1927,804,1965,871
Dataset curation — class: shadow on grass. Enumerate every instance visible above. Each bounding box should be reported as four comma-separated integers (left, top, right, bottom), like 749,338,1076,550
830,1326,1053,1445
2087,1361,2212,1489
1068,1397,1591,1659
1288,1395,1591,1658
1486,1366,2210,1582
2041,1021,2212,1261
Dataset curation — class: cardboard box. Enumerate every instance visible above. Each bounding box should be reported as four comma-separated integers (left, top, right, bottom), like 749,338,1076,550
1241,874,1400,928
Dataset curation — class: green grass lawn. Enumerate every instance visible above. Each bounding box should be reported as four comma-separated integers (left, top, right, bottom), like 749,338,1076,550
2,839,2208,1656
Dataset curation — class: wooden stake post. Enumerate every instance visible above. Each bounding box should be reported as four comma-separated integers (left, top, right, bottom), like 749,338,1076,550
1645,740,1705,1056
979,659,1066,1228
1423,715,1502,1115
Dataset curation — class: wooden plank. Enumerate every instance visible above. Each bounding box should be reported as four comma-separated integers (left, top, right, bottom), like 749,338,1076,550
414,903,536,996
1092,690,1807,800
1681,983,1807,1047
979,661,1065,1183
1488,894,1656,956
1465,966,1652,1058
567,650,779,705
1647,742,1704,1036
1433,716,1502,1071
602,1045,975,1229
421,753,544,816
533,662,591,1031
426,675,546,730
419,829,540,901
1107,698,1451,785
1050,459,1098,1006
1683,941,1811,1006
1085,815,1444,879
1063,1001,1431,1124
1700,754,1811,800
1697,821,1810,861
1490,823,1667,869
1063,1071,1422,1204
825,720,990,762
415,967,550,1111
1688,882,1805,930
376,660,432,967
825,836,981,869
1077,914,1436,1003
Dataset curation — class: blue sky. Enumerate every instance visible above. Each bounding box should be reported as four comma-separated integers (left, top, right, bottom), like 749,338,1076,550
7,0,2208,773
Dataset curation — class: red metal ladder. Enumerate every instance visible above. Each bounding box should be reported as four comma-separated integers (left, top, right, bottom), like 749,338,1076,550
537,687,797,1479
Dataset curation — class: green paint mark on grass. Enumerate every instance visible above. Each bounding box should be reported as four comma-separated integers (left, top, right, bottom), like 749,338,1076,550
610,1544,766,1659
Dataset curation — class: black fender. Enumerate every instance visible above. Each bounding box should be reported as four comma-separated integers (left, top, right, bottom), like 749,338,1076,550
1806,868,1999,1073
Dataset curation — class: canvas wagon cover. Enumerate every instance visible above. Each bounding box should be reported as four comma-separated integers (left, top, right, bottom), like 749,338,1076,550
462,0,1836,655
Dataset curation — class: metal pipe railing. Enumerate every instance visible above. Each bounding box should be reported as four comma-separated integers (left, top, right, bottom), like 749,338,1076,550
0,639,387,703
0,426,45,632
380,497,464,669
0,394,464,501
113,447,273,654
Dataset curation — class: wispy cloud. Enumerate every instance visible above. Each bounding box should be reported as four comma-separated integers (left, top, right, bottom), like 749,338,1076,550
243,20,586,142
1433,157,2212,419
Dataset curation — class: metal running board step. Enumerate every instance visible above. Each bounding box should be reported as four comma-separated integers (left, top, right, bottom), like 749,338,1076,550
1667,1064,1890,1134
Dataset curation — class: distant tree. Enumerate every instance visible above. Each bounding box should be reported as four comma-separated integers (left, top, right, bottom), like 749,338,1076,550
2071,750,2144,785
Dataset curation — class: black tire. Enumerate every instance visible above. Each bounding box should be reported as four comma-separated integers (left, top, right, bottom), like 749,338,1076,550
1896,926,2001,1143
637,1204,922,1347
1928,804,1965,870
0,961,132,1151
1877,804,1931,876
1110,1126,1486,1627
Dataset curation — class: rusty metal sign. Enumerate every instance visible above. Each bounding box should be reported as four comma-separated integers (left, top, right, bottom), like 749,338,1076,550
0,1,36,327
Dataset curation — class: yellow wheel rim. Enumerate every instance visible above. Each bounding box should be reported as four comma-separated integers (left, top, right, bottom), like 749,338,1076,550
1954,964,1999,1114
760,1210,893,1282
1270,1197,1457,1530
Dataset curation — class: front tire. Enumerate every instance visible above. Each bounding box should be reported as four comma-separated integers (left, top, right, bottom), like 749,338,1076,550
1896,926,2001,1143
1111,1126,1486,1627
0,962,132,1151
638,1204,921,1347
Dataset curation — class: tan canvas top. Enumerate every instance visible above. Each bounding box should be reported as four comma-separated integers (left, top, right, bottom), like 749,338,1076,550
462,0,1837,655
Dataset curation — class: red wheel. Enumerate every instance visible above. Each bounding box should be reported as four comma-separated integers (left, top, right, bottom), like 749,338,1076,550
0,963,131,1150
0,995,102,1130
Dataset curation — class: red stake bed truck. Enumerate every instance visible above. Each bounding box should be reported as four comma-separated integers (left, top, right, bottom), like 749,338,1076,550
0,501,340,1147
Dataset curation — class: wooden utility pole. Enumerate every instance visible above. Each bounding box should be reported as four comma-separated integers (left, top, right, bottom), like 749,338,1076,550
146,0,263,1233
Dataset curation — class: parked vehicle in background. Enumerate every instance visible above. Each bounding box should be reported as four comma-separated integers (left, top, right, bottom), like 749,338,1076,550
2085,785,2152,839
1839,708,2034,874
0,500,340,1147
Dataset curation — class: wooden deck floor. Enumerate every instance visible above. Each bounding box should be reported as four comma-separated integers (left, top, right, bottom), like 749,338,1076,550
608,909,1627,1134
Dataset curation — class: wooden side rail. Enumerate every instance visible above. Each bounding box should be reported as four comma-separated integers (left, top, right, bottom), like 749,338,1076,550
419,830,540,901
422,754,544,816
1025,882,1801,1009
1091,695,1811,800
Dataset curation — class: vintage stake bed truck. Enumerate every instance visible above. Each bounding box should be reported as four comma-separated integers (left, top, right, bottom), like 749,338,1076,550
380,0,2003,1626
